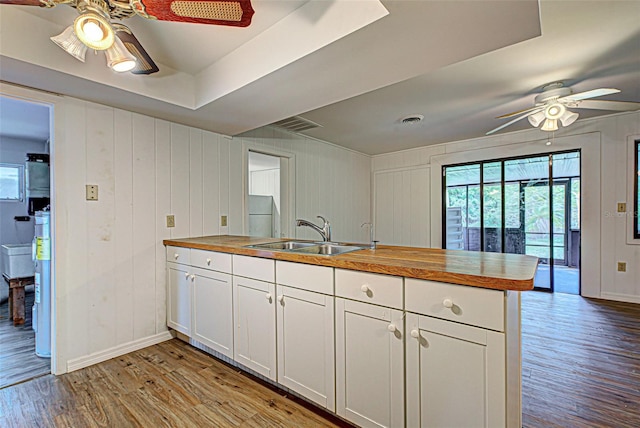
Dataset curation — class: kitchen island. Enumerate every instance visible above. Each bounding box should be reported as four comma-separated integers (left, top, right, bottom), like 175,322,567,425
164,235,537,428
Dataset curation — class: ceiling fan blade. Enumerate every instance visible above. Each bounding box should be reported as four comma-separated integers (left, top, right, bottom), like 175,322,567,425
112,24,159,75
576,99,640,112
0,0,45,5
559,88,620,102
132,0,254,27
496,105,542,119
486,108,543,136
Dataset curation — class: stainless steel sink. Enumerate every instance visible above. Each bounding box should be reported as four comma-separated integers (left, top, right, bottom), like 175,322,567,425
292,243,364,256
247,241,318,250
246,240,363,256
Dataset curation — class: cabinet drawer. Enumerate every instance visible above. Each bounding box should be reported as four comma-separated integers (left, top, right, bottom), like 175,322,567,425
233,254,275,283
335,269,403,309
166,246,190,265
191,249,232,273
276,261,333,295
405,279,504,331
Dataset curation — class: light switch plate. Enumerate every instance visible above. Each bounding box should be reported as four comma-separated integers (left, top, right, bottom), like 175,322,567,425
617,202,626,213
86,185,98,201
617,262,626,272
221,215,228,227
166,215,175,228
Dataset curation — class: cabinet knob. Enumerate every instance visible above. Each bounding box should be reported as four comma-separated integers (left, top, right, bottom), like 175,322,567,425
361,284,370,293
278,295,284,304
190,274,195,281
410,329,420,339
174,253,179,260
265,293,272,301
206,258,211,265
443,298,454,309
184,272,189,279
387,324,397,333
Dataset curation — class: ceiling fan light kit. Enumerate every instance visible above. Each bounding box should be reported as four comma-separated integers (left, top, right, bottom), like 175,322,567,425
105,34,137,72
50,25,88,62
5,0,255,75
487,82,640,136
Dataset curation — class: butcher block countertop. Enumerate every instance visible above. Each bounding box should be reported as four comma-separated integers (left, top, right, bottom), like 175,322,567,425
164,235,537,291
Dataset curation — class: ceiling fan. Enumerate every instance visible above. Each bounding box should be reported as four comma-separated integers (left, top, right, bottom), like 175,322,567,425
487,82,640,135
0,0,255,74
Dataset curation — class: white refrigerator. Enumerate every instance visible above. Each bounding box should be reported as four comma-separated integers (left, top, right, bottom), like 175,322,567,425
33,211,51,358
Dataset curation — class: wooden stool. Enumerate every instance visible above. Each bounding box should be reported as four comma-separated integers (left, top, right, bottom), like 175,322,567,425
3,273,34,326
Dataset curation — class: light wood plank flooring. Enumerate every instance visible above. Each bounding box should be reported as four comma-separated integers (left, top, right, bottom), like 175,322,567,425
1,291,639,427
0,339,347,427
0,290,50,389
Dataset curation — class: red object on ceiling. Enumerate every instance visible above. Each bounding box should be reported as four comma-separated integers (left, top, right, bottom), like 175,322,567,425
135,0,255,27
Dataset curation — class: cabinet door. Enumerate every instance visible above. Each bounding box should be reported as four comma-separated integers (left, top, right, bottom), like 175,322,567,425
406,313,506,428
336,298,404,428
276,285,335,411
233,276,276,381
167,262,191,336
192,268,233,358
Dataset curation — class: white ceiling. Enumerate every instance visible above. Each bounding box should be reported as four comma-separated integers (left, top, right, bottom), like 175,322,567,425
0,96,50,141
0,1,638,155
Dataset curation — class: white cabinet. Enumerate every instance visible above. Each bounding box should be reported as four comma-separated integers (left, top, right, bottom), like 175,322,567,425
334,269,405,428
233,255,276,381
192,267,233,358
406,313,506,428
336,298,404,428
405,278,520,428
166,261,191,336
166,246,233,356
276,261,335,411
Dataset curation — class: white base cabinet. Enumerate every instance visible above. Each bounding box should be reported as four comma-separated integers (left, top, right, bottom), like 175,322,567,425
233,275,277,381
166,248,522,428
276,284,335,411
167,262,191,336
406,313,506,428
192,267,233,358
336,298,404,428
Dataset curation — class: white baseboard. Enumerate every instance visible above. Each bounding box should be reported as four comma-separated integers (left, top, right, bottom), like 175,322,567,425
66,331,174,373
599,292,640,305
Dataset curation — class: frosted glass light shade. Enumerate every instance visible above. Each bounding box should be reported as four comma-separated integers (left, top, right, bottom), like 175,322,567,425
527,111,546,127
541,118,558,132
560,110,579,127
51,25,88,62
106,36,136,72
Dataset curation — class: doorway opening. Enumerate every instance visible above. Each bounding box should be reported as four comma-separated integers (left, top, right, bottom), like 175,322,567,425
442,150,581,294
247,151,288,238
0,95,52,388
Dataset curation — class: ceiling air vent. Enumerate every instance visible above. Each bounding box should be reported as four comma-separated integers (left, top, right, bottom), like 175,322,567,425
272,116,321,133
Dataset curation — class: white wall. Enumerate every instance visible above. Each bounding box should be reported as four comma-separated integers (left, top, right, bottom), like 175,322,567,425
0,83,372,374
0,136,47,245
373,111,640,303
240,127,372,243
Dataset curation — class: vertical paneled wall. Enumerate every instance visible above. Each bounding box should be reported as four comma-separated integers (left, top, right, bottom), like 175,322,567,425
53,97,371,372
373,167,430,247
372,112,640,302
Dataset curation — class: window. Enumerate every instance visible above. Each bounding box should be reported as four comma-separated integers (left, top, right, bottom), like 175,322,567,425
635,140,640,239
0,164,23,201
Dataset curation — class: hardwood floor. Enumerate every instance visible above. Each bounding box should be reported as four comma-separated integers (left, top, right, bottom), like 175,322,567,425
0,339,347,427
0,290,50,389
1,291,639,427
522,291,640,428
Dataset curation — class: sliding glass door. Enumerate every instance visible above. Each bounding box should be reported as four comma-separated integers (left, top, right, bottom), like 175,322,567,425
443,151,581,294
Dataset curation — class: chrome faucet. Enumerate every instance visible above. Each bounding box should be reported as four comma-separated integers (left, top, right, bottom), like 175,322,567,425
361,222,378,250
296,216,331,242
